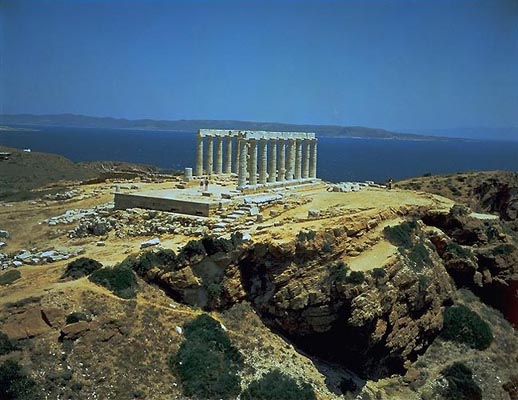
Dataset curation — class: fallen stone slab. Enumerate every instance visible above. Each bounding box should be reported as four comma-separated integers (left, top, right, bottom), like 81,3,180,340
141,237,160,248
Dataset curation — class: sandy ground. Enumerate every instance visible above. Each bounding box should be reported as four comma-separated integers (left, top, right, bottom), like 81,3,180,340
0,178,454,289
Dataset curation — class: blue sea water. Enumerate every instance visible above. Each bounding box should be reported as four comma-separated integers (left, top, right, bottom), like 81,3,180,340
1,126,517,183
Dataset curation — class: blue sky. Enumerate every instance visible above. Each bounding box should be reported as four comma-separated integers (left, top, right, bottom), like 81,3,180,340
1,0,517,132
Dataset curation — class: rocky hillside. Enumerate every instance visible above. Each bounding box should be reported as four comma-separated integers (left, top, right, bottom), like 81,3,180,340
1,172,518,399
0,146,158,201
398,171,518,233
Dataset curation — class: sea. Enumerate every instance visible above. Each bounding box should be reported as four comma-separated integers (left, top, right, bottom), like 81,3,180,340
1,125,518,183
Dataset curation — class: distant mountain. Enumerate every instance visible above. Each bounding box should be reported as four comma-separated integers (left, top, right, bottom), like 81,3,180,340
411,127,518,141
0,113,449,141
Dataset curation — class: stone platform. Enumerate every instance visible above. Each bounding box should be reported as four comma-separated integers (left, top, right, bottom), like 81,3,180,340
114,186,236,217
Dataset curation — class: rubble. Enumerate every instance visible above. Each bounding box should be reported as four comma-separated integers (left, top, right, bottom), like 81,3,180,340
1,248,84,270
141,237,160,248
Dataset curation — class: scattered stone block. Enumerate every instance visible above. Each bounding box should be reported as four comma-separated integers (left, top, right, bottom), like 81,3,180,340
141,237,160,248
0,230,10,238
308,209,321,218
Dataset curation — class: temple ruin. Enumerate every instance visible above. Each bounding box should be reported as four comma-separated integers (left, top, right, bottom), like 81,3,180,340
114,129,319,217
195,129,318,189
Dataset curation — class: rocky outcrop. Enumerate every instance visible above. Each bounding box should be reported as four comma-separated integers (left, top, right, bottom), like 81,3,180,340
134,222,455,379
422,205,518,326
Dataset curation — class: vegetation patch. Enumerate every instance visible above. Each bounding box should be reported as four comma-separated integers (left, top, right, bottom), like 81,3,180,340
491,244,515,256
446,242,472,258
407,239,431,271
297,230,316,242
0,332,16,355
345,270,365,285
125,249,177,276
384,220,417,248
241,369,316,400
201,233,242,256
0,359,40,400
62,257,102,280
440,362,482,400
89,265,137,299
170,314,243,399
440,305,493,350
331,261,350,282
65,312,88,324
0,269,21,285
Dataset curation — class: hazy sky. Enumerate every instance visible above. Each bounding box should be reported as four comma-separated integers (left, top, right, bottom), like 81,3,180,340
1,0,518,131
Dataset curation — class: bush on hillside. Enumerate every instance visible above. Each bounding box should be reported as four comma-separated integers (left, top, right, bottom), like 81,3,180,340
345,270,365,285
492,244,515,256
128,249,177,276
179,240,206,261
331,261,350,282
65,312,88,325
383,220,417,248
201,236,234,256
241,369,316,400
0,269,21,285
170,314,242,399
407,239,431,271
88,265,137,299
62,257,102,279
0,360,40,400
0,332,15,355
440,305,493,350
445,242,472,259
440,362,482,400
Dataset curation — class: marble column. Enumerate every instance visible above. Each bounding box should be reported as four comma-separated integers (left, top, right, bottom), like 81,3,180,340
309,139,317,178
302,139,310,179
224,136,232,174
195,135,203,176
259,139,267,185
278,139,285,182
249,139,258,186
237,138,247,189
268,139,277,183
233,137,240,174
286,139,295,180
206,136,214,175
215,136,223,174
294,139,302,180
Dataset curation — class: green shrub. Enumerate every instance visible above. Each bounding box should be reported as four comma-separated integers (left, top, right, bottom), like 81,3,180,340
170,314,242,399
206,283,223,303
321,240,333,253
492,244,515,256
345,270,365,285
372,268,387,280
407,239,431,271
331,261,349,282
0,332,15,355
129,249,177,276
446,242,472,258
0,270,21,285
62,257,102,279
89,265,137,299
441,362,482,400
383,220,417,248
241,369,316,400
297,230,316,242
180,240,206,260
441,305,493,350
0,360,40,400
202,236,234,256
65,312,88,324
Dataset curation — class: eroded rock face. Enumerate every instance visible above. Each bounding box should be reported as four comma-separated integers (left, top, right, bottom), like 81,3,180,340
238,236,454,378
135,225,456,379
422,205,518,326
